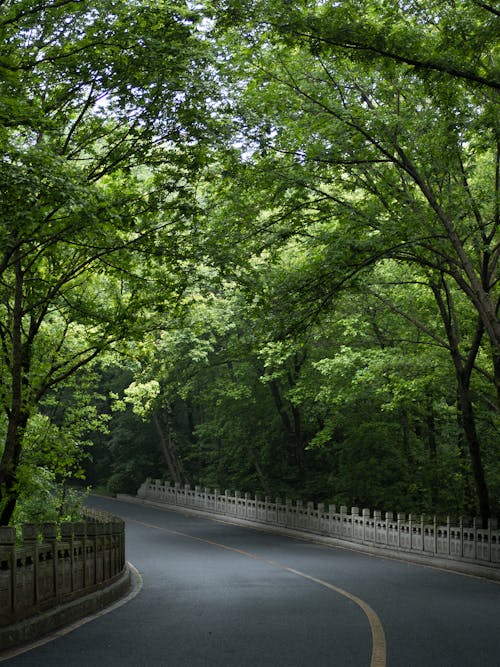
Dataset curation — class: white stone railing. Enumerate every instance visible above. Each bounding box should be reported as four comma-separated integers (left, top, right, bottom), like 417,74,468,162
138,479,500,567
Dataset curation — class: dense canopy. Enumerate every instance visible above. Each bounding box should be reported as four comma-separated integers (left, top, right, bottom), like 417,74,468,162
1,0,499,525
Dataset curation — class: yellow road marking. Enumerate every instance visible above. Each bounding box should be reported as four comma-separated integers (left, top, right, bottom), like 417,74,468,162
128,517,387,667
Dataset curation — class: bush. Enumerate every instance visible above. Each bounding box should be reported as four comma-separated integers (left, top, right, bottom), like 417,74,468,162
106,471,141,496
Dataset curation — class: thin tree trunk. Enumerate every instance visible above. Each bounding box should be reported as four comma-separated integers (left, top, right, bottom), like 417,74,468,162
425,397,439,514
456,379,490,525
250,447,272,497
270,378,308,481
455,396,477,516
153,410,187,486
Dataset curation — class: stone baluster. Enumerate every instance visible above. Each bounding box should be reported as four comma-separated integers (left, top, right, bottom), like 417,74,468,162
397,513,406,545
0,526,16,616
362,508,370,543
41,522,58,599
61,523,75,592
73,522,87,588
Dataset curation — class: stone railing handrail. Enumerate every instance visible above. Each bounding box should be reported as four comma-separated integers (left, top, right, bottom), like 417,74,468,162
138,479,500,568
0,513,126,628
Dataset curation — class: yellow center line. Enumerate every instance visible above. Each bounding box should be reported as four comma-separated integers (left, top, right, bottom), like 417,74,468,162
128,517,387,667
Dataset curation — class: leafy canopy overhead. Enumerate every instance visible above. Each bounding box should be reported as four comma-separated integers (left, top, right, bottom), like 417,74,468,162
0,0,217,524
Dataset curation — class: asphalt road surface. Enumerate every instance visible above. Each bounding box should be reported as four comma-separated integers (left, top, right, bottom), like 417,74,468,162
2,495,499,666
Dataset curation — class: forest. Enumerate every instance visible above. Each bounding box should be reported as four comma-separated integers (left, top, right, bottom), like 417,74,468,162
0,0,499,527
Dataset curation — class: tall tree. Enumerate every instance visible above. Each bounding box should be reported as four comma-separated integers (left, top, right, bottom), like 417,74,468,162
207,0,499,519
0,0,213,524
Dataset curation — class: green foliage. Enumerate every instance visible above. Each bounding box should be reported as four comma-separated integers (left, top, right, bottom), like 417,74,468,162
0,0,217,523
191,0,499,519
84,365,167,496
12,470,88,526
2,0,499,523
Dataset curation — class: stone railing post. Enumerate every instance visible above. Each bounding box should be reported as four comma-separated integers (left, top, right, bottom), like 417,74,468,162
329,504,336,536
97,523,106,583
40,522,57,601
295,500,302,529
86,522,97,585
397,513,405,549
385,512,393,545
460,517,464,558
473,517,480,561
61,522,74,592
137,478,149,499
0,526,16,617
373,511,381,544
306,501,314,531
112,521,124,574
73,522,86,589
340,506,347,537
487,519,496,563
351,507,359,540
362,509,370,543
214,488,219,512
285,498,292,528
446,516,451,556
276,498,282,525
317,503,324,533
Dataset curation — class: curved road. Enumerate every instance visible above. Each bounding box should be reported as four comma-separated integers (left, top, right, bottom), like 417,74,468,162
2,495,499,666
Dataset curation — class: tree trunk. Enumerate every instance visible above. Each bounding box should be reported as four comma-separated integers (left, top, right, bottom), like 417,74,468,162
492,349,500,408
432,280,491,524
455,392,480,516
425,397,439,514
250,447,273,497
0,425,31,528
269,379,307,481
456,380,490,525
0,410,30,525
290,402,307,481
153,410,187,486
0,247,28,525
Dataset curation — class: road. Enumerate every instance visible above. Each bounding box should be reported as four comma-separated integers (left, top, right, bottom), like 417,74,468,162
2,495,499,666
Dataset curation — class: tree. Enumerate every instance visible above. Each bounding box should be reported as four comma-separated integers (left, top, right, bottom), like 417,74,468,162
217,0,499,89
206,0,499,519
0,0,214,524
